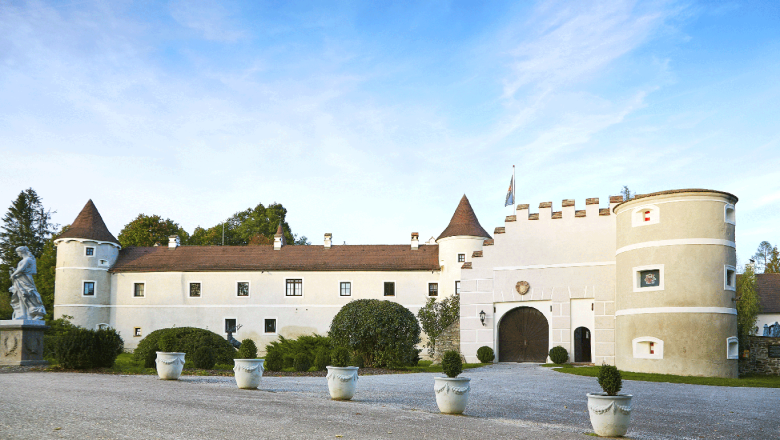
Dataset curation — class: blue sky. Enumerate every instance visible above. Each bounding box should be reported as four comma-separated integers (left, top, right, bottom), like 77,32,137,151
1,0,778,267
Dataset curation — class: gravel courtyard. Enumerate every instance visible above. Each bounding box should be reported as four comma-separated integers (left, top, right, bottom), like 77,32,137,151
1,363,777,439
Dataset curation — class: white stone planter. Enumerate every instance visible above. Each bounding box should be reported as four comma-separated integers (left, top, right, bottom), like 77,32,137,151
434,377,471,414
587,393,633,437
155,352,185,380
326,366,359,400
233,359,264,389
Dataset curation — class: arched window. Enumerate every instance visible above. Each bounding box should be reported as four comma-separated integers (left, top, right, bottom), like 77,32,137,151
632,336,663,359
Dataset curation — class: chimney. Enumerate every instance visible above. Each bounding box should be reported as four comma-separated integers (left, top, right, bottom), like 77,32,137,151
168,235,180,249
411,232,419,250
324,233,332,249
274,224,286,250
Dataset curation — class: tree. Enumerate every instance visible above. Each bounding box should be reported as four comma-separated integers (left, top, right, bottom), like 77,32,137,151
0,189,55,319
35,226,69,320
117,214,190,248
753,241,774,273
765,246,780,274
189,202,305,246
736,264,760,349
417,295,460,357
620,186,635,201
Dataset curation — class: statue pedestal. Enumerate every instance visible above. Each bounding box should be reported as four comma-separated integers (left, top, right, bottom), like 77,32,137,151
0,320,48,366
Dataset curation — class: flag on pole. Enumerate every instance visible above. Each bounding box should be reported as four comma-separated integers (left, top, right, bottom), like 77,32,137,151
504,174,514,206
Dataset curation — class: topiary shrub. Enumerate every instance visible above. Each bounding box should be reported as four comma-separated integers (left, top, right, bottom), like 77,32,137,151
549,346,568,364
192,345,215,369
476,346,494,363
133,327,237,368
598,364,623,396
55,327,124,369
265,350,284,371
293,353,311,372
236,339,258,359
313,347,330,371
329,299,421,368
441,350,463,378
330,346,351,367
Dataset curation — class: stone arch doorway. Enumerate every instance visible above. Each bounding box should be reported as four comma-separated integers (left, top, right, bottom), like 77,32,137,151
574,326,592,363
498,306,549,362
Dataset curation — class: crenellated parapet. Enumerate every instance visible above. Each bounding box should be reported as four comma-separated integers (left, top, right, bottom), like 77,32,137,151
506,196,624,223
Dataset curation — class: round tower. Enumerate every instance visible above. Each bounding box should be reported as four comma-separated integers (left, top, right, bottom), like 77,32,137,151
54,200,120,330
614,189,738,378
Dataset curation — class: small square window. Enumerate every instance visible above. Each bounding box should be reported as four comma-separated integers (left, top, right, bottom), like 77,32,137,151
340,282,351,296
134,327,142,337
134,283,145,297
633,265,664,292
384,282,395,296
455,281,461,295
428,283,438,297
237,282,249,297
725,266,736,291
639,270,660,288
190,282,202,297
265,319,276,334
458,254,465,263
85,247,94,256
225,319,237,333
286,279,303,296
83,281,95,296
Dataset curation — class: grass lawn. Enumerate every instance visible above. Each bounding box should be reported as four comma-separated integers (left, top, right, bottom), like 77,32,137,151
549,364,780,388
394,360,490,373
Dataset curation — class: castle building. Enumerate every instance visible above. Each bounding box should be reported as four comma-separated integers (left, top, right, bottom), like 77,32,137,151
54,189,740,377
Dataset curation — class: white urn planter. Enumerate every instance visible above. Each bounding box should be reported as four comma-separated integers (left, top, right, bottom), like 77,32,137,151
155,352,186,380
587,393,633,437
326,366,359,400
233,359,265,389
434,377,471,414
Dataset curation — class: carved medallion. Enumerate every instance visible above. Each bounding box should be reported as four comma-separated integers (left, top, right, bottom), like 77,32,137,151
24,336,42,355
516,281,530,295
2,335,19,356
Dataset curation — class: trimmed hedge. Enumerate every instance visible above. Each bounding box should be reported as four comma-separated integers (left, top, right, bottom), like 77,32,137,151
476,346,494,363
329,299,421,368
549,346,569,364
133,327,236,368
441,350,463,378
55,327,124,369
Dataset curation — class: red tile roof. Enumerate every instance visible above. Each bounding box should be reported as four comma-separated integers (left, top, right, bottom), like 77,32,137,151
57,200,119,245
757,273,780,314
437,195,491,241
110,244,440,273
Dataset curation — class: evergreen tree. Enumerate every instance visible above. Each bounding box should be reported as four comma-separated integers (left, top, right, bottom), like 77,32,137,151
736,264,760,348
0,189,55,319
753,241,774,273
765,246,780,274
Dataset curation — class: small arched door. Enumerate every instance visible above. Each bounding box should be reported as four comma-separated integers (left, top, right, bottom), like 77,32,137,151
574,326,591,363
498,307,549,362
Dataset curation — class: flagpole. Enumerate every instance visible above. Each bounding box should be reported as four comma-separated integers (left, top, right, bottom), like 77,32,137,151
512,165,516,209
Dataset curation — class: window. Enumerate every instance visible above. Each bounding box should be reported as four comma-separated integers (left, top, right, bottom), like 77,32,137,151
725,204,736,225
265,319,277,334
189,282,202,297
631,205,659,227
455,281,461,295
99,259,108,266
633,265,664,292
727,336,739,359
134,283,145,297
237,282,249,297
384,282,395,296
458,253,465,262
134,327,142,337
340,282,351,296
83,281,95,296
724,266,736,291
286,279,303,296
85,247,94,256
632,337,664,359
225,319,237,333
428,283,438,297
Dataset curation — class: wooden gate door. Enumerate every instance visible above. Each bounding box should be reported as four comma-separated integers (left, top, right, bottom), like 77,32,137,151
498,307,549,362
574,326,592,363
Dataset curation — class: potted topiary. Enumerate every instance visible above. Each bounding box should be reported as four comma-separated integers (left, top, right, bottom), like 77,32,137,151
326,346,359,400
587,364,633,437
434,350,470,414
233,339,264,390
155,333,186,380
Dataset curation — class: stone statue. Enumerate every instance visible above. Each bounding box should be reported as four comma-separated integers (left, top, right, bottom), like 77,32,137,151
772,322,780,338
8,246,46,320
764,324,771,337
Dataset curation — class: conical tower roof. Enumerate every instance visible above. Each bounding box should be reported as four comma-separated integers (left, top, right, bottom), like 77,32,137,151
57,200,120,245
436,195,491,241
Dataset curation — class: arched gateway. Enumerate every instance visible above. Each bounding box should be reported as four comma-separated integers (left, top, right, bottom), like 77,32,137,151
498,306,549,362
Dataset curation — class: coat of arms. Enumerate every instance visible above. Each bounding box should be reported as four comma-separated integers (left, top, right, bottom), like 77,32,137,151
516,281,530,295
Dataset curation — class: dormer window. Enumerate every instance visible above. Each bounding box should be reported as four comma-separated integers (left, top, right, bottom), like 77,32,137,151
85,247,95,256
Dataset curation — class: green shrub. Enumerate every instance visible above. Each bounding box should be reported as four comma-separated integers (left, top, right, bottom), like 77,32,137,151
476,346,494,363
265,350,284,371
598,365,622,396
330,346,351,367
236,339,258,359
313,347,330,371
293,353,311,372
283,354,295,369
263,334,330,371
133,327,237,368
55,327,124,369
417,294,459,357
549,346,568,364
441,350,463,378
329,299,421,368
43,315,78,360
192,346,216,369
350,351,365,368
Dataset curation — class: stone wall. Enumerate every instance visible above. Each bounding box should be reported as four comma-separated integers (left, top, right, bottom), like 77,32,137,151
739,336,780,376
432,320,461,364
